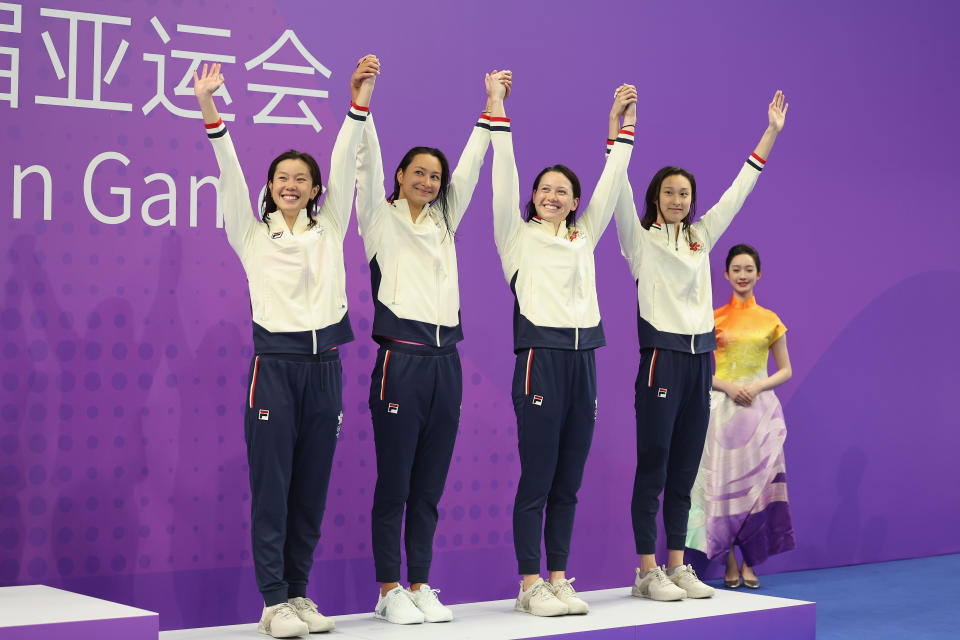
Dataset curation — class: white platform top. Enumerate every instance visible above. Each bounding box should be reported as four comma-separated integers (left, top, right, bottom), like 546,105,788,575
161,586,812,639
0,585,157,627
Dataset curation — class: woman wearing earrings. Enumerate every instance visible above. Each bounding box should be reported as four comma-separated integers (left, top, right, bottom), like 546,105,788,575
355,70,510,625
686,243,795,589
490,76,637,617
612,91,788,602
193,57,378,637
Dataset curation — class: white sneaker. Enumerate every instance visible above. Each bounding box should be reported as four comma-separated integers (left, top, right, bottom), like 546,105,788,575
287,597,335,633
408,584,453,622
515,578,569,616
668,564,715,599
258,602,309,638
550,577,589,615
374,586,425,624
631,566,687,601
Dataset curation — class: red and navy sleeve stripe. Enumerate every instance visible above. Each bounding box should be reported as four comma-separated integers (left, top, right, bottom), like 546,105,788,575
747,152,766,171
348,101,369,122
605,128,634,155
205,119,226,139
478,113,510,132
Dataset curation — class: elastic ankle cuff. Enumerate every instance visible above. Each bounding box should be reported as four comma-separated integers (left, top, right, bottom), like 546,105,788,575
262,587,288,607
546,555,567,572
407,566,430,584
518,560,541,575
287,584,306,599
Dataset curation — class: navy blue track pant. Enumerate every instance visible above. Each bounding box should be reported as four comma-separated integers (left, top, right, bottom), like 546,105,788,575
369,342,462,584
512,347,597,575
244,351,342,606
631,347,711,554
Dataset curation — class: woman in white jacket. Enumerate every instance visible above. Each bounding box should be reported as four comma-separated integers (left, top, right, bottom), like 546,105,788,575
355,70,510,625
490,77,637,617
193,58,378,638
614,91,788,603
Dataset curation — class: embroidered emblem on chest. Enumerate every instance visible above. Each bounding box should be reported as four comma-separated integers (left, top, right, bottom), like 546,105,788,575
689,241,702,252
271,231,283,239
568,230,580,242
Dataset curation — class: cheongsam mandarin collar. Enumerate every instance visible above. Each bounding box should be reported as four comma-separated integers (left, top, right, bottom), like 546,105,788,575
728,294,757,309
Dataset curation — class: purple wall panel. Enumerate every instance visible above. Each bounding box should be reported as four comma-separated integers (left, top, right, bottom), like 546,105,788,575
1,0,958,630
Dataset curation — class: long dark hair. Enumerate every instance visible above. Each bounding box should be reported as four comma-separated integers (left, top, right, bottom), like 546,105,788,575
260,150,323,227
725,243,762,273
641,167,697,242
390,147,452,236
524,164,581,228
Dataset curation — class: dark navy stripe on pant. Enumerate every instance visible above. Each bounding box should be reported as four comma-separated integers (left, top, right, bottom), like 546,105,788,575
244,351,342,606
369,342,462,584
512,348,597,575
631,348,711,554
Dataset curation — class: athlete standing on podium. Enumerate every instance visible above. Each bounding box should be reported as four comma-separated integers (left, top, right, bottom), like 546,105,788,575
193,56,378,638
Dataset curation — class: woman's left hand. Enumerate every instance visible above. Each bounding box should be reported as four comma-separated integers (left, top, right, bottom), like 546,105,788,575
733,381,762,406
768,90,788,132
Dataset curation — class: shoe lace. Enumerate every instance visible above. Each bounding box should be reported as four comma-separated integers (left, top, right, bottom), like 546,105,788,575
552,577,577,599
273,602,299,620
530,581,556,603
652,567,673,586
673,564,698,582
291,597,319,613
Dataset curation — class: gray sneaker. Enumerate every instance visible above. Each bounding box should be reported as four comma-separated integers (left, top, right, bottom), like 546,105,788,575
287,597,335,633
258,602,309,638
668,564,715,598
550,577,589,614
515,578,569,616
631,566,686,601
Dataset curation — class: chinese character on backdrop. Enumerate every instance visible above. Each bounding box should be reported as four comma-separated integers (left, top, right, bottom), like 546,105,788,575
142,16,235,121
36,7,132,111
245,30,330,132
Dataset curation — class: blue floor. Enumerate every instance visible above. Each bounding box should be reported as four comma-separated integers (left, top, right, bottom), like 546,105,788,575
717,554,959,639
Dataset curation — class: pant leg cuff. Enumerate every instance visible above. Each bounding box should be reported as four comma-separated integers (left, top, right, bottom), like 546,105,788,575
287,584,306,599
666,535,686,552
635,541,656,556
518,560,541,575
407,566,430,585
262,587,288,607
375,566,401,584
546,555,567,573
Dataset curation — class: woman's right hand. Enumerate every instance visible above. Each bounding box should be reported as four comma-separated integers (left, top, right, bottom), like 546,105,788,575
485,69,511,100
610,83,637,120
193,62,224,101
351,54,379,106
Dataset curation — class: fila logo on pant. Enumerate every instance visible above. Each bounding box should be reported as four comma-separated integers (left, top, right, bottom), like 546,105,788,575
387,403,399,414
532,395,543,406
658,388,668,399
258,409,270,421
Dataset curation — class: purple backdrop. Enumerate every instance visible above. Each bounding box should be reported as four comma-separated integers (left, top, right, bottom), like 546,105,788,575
1,0,958,630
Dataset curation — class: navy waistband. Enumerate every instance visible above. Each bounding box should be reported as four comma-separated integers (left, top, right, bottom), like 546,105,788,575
376,340,458,356
252,314,354,355
255,350,341,363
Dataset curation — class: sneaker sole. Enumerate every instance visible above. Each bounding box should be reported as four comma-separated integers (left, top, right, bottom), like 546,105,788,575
374,612,424,625
630,586,686,601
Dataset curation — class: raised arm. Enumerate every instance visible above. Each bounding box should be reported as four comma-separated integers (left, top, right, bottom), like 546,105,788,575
488,71,525,280
193,63,256,259
444,71,511,230
354,59,388,251
576,84,636,247
696,90,789,249
316,55,378,237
